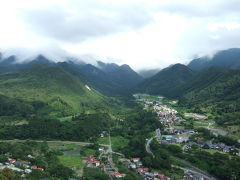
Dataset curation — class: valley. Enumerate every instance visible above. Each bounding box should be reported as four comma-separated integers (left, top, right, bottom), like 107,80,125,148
0,50,240,179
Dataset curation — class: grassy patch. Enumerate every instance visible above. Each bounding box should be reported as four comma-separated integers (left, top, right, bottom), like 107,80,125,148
153,167,184,180
97,137,109,145
58,116,72,122
98,136,129,152
58,155,83,167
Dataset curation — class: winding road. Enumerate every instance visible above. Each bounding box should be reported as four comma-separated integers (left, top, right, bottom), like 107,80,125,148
146,137,155,157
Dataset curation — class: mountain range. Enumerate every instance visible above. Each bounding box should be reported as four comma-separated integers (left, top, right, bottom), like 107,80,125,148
0,54,145,123
135,48,240,126
188,48,240,71
1,47,240,126
0,55,144,96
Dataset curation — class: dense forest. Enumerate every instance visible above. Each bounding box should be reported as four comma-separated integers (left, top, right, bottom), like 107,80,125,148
0,113,113,141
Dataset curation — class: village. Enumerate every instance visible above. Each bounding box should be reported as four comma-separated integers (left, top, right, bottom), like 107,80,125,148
0,155,44,178
133,94,239,180
86,152,173,180
79,94,216,179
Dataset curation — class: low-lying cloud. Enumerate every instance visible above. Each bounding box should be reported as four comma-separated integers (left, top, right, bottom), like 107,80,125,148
0,0,240,70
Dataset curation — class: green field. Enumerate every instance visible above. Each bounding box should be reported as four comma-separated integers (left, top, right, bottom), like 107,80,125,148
97,136,129,152
58,155,83,167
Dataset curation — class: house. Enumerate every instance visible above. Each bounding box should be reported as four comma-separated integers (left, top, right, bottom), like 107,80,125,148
144,172,155,179
88,155,100,167
24,169,32,174
129,163,136,169
136,161,143,167
27,155,34,159
91,160,100,167
137,168,149,174
132,158,140,163
15,161,29,168
157,174,166,179
31,165,38,170
37,168,44,171
8,158,16,164
223,146,230,153
111,172,126,178
89,155,95,160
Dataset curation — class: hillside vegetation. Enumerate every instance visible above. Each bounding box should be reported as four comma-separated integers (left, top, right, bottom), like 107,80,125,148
178,67,240,125
137,64,240,126
137,64,195,97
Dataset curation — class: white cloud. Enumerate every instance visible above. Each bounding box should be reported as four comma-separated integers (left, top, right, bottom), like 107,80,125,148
0,0,240,70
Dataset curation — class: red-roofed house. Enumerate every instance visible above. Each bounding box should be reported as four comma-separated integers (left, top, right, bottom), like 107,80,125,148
112,172,126,178
31,165,38,170
37,168,44,171
132,158,140,163
137,168,149,174
157,174,166,179
88,155,100,167
89,155,94,160
8,159,16,163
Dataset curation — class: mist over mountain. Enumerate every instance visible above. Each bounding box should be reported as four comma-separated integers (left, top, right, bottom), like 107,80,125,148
138,68,161,78
1,1,240,179
97,61,119,73
188,48,240,71
0,54,143,95
137,64,195,97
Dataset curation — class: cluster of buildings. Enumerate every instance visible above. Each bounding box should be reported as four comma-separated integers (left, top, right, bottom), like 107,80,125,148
128,158,172,180
0,156,44,177
87,155,100,167
184,141,237,153
154,104,185,134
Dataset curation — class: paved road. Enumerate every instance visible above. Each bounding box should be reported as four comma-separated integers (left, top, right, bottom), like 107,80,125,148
146,137,155,157
174,158,218,180
172,165,217,180
155,128,161,139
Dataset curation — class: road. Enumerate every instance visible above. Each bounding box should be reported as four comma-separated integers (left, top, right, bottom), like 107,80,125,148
0,139,109,147
155,128,161,139
145,127,217,180
146,137,155,157
146,129,162,157
174,158,218,180
103,132,119,179
172,164,217,180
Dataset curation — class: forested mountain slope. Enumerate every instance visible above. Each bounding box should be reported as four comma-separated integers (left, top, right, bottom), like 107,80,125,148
188,48,240,71
137,64,195,97
0,64,111,116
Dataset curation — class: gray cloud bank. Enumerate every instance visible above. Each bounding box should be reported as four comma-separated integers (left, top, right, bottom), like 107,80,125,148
1,0,240,70
21,1,153,43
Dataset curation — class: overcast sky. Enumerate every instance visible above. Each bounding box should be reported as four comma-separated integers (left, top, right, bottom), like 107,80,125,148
0,0,240,70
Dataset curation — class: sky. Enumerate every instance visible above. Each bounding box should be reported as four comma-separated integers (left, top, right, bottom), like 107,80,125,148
0,0,240,70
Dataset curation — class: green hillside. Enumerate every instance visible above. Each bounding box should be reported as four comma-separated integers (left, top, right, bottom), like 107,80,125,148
137,64,240,126
137,64,195,97
0,64,120,117
178,67,240,125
